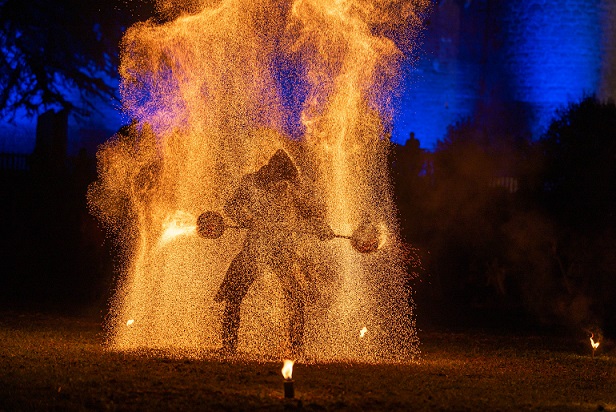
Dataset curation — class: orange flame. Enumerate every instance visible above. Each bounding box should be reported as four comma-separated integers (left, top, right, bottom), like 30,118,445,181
590,334,600,350
282,359,295,380
158,211,197,245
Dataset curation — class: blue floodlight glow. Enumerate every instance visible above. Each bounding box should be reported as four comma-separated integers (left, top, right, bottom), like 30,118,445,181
391,0,606,149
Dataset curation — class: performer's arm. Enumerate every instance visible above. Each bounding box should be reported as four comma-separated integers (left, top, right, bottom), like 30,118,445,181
292,183,334,241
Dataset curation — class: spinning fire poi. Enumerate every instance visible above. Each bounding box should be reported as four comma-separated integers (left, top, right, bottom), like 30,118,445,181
89,0,427,362
195,149,385,356
213,149,335,357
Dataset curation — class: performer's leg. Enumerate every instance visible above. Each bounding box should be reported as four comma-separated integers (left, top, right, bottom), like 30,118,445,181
217,245,257,353
288,291,305,356
272,254,307,357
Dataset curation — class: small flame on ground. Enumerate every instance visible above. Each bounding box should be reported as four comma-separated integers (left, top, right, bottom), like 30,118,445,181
360,326,368,338
126,319,135,326
590,334,600,350
282,359,294,380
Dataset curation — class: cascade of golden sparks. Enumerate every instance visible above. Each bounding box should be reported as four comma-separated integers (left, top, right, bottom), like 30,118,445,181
89,0,428,362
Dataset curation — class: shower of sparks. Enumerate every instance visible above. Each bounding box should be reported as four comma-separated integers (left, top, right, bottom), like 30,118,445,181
377,223,389,249
89,0,428,362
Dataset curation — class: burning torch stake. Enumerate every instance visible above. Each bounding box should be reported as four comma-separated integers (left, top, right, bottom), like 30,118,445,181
590,333,600,358
282,359,295,399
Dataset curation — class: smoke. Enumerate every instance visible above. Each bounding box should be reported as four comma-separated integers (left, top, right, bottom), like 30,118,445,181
502,212,588,327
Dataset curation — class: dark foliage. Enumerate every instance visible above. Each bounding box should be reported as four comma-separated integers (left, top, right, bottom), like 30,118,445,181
535,97,616,332
539,97,616,233
0,150,114,315
393,98,616,334
393,124,517,326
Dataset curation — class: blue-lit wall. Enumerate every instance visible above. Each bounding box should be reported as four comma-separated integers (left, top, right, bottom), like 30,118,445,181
392,59,481,149
393,0,615,149
501,0,602,137
599,1,616,100
392,0,481,149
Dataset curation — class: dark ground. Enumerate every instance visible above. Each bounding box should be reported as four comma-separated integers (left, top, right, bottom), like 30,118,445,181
1,312,614,411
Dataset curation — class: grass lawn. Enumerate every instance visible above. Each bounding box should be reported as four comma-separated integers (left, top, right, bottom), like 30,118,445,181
1,312,614,411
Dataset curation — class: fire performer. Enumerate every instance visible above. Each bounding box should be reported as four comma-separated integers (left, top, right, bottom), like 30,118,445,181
214,149,335,356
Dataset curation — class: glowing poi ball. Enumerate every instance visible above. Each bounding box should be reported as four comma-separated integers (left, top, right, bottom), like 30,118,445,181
350,221,381,253
196,211,226,239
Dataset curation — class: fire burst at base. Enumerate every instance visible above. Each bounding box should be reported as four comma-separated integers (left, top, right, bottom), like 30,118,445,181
89,0,428,363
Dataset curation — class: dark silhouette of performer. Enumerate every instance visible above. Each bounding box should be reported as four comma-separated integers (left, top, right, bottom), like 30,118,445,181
215,149,334,356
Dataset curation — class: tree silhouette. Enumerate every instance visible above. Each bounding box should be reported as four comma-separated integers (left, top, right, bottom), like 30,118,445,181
0,0,156,312
539,96,616,233
0,0,154,117
535,97,616,331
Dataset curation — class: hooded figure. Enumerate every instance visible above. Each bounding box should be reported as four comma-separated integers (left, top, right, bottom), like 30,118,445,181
215,149,334,356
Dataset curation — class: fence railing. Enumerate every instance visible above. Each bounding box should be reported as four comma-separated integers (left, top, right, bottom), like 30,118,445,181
489,176,519,193
0,153,30,172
